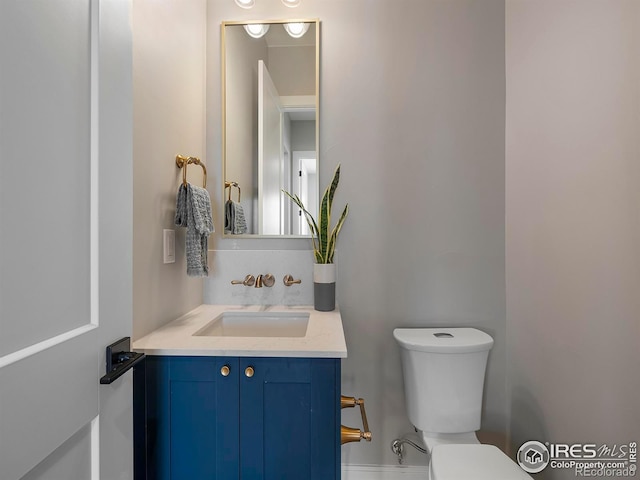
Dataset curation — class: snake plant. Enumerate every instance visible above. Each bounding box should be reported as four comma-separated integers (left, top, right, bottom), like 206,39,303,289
283,164,349,264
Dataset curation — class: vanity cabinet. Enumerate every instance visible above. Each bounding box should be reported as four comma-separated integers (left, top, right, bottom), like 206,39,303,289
140,355,341,480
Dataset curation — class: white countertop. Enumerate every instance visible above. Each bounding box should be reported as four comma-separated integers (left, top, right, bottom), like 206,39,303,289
132,304,347,358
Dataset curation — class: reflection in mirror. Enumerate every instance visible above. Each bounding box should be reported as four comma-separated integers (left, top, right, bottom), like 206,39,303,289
222,20,319,237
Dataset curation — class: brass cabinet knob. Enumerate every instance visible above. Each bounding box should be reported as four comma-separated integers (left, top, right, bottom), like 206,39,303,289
244,366,255,378
220,365,230,377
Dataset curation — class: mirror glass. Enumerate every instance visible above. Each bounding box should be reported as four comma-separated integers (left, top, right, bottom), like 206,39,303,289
222,20,319,237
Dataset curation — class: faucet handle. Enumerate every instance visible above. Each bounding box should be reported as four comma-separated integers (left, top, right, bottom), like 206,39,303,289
283,274,302,286
262,274,275,287
231,274,255,286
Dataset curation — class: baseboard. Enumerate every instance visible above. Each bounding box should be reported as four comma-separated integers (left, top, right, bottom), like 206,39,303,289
341,464,428,480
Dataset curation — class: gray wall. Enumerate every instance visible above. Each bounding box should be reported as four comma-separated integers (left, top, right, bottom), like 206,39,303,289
208,0,506,466
506,1,640,478
224,25,268,232
268,43,316,96
132,0,206,340
291,120,316,152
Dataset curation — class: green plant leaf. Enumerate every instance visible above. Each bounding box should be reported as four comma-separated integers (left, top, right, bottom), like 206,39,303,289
326,203,348,263
282,189,320,253
282,163,347,264
318,164,341,263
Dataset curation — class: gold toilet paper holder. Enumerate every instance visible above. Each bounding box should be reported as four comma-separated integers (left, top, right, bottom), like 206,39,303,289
341,395,372,445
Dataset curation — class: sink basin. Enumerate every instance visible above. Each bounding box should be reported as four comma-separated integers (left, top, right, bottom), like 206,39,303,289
193,311,310,338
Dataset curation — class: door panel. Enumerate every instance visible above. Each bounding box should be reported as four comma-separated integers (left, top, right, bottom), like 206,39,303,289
0,1,133,479
169,356,240,480
240,358,339,480
258,60,284,235
263,382,311,478
21,423,93,480
171,379,219,479
0,0,92,356
146,356,240,480
0,337,98,479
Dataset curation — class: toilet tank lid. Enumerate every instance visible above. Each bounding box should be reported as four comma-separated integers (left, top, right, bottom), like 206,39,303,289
393,328,493,353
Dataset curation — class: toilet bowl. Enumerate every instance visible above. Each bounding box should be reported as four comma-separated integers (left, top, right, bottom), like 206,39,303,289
393,328,532,479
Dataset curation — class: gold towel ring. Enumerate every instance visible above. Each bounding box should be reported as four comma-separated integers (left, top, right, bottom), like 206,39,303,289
225,181,241,202
176,154,207,188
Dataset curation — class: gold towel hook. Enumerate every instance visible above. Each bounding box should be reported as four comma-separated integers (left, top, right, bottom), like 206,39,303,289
176,154,207,188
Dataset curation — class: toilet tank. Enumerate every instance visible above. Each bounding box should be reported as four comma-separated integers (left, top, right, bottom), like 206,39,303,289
393,328,494,434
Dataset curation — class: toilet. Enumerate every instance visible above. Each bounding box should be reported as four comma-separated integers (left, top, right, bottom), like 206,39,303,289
393,328,532,479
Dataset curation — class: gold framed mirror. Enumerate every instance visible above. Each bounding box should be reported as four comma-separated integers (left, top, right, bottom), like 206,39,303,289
222,19,319,237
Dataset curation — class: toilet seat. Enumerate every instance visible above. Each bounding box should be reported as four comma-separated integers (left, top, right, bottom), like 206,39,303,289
429,444,533,480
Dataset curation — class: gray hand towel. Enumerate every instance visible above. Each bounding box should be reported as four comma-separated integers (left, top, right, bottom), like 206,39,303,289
224,199,247,235
175,184,214,277
224,199,234,234
231,200,247,234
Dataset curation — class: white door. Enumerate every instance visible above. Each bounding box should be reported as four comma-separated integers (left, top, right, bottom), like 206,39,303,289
0,1,133,479
257,60,283,235
291,152,318,236
281,146,292,235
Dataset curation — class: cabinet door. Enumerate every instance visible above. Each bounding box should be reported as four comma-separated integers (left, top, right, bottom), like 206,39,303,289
239,358,340,480
146,356,240,480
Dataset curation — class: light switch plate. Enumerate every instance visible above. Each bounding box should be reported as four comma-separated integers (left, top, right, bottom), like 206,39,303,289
163,229,175,264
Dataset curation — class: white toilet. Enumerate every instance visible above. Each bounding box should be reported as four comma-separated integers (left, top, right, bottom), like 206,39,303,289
393,327,532,479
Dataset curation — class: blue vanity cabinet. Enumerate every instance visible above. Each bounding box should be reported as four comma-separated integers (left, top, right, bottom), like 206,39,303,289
142,355,341,480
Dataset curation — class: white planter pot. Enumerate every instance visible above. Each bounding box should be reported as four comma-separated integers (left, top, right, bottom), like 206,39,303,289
313,263,336,283
313,263,336,311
